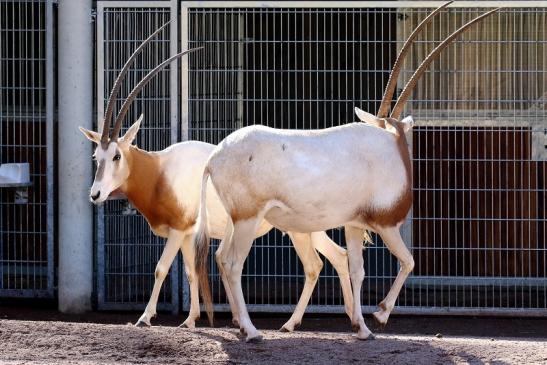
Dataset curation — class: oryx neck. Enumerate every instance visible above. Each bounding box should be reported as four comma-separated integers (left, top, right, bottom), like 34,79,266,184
121,146,162,207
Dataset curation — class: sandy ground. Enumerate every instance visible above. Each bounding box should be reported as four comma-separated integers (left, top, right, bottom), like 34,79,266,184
0,311,546,365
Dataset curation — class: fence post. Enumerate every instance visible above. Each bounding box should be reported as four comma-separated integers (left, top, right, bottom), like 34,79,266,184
58,0,94,313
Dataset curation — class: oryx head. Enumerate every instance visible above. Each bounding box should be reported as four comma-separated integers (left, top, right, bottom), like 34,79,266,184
354,2,499,137
79,21,202,203
79,115,143,203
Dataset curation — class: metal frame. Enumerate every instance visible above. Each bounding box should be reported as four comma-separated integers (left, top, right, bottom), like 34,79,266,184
180,1,547,8
181,1,547,316
96,1,180,313
45,0,54,299
0,0,55,298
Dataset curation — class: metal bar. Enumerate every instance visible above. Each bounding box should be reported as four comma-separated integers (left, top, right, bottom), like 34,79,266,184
0,289,58,298
45,0,54,295
96,7,106,309
180,2,547,9
97,302,174,312
180,2,189,141
169,0,180,315
212,304,547,317
97,1,170,10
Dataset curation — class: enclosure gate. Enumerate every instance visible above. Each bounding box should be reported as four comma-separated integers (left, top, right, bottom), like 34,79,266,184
0,0,55,298
96,1,546,316
183,1,547,316
95,1,180,312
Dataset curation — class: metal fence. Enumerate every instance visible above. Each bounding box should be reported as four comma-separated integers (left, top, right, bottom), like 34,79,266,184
0,0,54,298
93,2,546,316
95,1,180,311
183,2,547,316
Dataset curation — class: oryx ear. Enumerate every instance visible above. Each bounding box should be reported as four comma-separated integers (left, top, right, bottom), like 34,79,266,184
354,107,386,129
119,114,143,146
400,115,414,133
79,126,101,144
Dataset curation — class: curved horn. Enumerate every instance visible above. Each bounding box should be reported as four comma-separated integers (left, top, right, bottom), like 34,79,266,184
390,8,500,120
111,47,204,140
100,21,171,146
377,1,453,118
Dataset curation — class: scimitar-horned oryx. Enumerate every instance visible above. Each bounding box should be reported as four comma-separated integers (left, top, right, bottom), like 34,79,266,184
195,3,500,342
79,22,354,331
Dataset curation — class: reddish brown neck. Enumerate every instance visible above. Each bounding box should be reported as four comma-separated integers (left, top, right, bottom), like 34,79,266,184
120,147,162,220
119,146,192,232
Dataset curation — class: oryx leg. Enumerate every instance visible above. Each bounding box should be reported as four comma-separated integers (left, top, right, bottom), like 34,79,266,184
309,231,353,321
214,220,241,327
345,225,374,340
373,226,414,326
223,217,262,342
179,234,200,329
280,232,323,332
136,229,182,327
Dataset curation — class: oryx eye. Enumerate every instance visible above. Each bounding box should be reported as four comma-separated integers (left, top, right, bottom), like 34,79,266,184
91,155,96,161
113,154,121,161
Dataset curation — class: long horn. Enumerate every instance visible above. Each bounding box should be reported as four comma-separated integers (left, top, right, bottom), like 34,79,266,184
377,1,453,118
390,8,500,120
111,47,204,140
100,21,171,147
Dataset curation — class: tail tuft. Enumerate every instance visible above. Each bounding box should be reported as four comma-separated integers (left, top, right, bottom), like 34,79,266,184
194,168,214,326
363,230,374,249
195,227,213,326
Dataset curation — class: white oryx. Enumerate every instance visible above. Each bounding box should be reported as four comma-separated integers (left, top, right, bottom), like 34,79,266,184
80,23,354,331
195,4,500,342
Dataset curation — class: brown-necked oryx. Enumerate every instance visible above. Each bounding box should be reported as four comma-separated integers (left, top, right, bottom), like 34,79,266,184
80,23,354,331
195,3,500,342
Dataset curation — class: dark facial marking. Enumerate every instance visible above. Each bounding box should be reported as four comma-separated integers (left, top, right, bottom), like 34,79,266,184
281,143,287,151
249,155,253,162
95,159,106,181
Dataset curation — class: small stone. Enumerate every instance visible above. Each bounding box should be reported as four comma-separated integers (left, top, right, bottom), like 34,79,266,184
435,333,443,338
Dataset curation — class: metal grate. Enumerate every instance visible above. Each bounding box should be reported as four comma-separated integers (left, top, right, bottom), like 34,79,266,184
184,3,547,315
96,3,179,311
0,0,54,298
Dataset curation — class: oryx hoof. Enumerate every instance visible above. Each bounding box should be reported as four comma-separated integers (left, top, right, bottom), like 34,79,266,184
246,334,263,343
179,321,195,329
372,312,388,329
280,321,300,332
135,320,150,328
357,332,376,341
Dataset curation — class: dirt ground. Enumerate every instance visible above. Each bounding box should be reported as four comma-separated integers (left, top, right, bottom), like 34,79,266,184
0,307,546,364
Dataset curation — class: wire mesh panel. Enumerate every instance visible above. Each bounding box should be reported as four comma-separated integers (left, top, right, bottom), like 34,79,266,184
0,0,54,298
96,2,179,311
184,3,547,315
